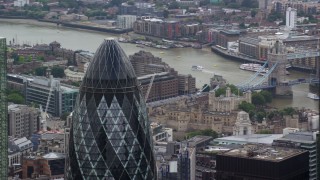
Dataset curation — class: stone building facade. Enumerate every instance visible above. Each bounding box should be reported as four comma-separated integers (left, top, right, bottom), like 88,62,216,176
209,87,252,112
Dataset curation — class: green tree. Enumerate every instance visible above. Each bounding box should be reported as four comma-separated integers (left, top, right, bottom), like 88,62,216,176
256,111,266,122
163,9,169,18
260,90,272,103
186,129,218,139
256,129,272,134
239,22,246,29
283,107,296,116
35,67,47,76
51,66,65,78
8,93,24,104
215,84,242,97
252,93,265,106
168,1,179,9
239,101,255,112
251,9,257,17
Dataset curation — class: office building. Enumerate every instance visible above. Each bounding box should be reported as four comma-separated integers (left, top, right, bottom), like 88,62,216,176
286,7,297,29
8,104,40,138
216,144,309,179
66,38,156,179
25,76,78,117
273,131,319,180
0,37,8,179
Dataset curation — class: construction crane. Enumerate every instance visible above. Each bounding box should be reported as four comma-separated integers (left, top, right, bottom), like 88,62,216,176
41,76,55,131
144,74,156,102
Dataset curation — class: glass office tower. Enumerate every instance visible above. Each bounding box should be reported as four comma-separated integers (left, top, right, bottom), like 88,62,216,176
0,37,8,179
66,38,156,180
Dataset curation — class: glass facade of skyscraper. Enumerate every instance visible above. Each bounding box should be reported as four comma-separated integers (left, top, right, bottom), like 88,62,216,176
66,38,156,179
0,37,8,178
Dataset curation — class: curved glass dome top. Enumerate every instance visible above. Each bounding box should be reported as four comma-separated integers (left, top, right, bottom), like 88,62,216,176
66,38,156,180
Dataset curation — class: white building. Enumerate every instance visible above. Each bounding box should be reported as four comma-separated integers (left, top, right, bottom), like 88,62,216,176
117,15,137,29
151,122,173,143
13,0,29,7
233,111,253,136
286,7,297,29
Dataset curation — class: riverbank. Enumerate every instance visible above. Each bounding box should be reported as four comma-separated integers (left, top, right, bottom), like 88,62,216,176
0,18,130,34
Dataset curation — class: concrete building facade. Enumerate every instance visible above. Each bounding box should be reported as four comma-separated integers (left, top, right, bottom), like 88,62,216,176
8,104,40,139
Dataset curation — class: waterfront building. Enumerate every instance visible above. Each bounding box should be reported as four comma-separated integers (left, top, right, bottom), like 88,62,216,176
233,111,254,136
22,152,65,179
117,15,137,29
13,0,29,7
25,76,78,117
273,131,319,180
216,144,309,179
66,38,156,179
0,37,8,179
286,7,297,29
8,104,41,139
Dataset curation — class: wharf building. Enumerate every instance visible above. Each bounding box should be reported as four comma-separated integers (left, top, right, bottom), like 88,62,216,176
8,104,41,139
130,51,196,101
216,144,310,180
117,15,137,29
7,74,79,117
66,38,156,179
286,7,297,29
133,18,203,40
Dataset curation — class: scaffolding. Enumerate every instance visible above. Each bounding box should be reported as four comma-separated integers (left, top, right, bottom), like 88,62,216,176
0,37,7,178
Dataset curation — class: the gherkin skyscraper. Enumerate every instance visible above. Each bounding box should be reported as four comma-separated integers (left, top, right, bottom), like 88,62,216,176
66,38,156,180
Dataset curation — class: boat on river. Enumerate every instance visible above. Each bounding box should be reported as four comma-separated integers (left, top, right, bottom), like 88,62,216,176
240,63,268,73
307,93,320,100
192,65,204,71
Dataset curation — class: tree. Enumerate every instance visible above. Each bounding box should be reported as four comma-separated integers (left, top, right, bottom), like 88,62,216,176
186,129,218,139
239,22,246,29
215,84,242,97
8,93,24,104
168,1,179,9
252,93,265,106
239,101,255,112
251,9,257,18
256,111,266,122
163,9,169,18
35,67,47,76
260,90,272,103
51,66,65,78
256,129,272,134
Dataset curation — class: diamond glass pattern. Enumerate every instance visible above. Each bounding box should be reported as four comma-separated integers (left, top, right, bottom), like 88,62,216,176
66,39,156,180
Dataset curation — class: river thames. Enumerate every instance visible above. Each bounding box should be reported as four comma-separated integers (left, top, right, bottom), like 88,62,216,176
0,19,318,110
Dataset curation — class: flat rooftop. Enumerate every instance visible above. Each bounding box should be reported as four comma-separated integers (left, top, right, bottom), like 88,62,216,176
214,134,284,145
221,144,306,162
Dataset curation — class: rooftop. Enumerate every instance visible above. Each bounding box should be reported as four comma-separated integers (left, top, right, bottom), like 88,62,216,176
221,144,306,162
214,134,284,145
276,132,316,143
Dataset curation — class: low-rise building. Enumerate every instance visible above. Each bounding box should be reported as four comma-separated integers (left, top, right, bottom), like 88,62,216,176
22,152,65,179
216,144,309,179
273,131,319,180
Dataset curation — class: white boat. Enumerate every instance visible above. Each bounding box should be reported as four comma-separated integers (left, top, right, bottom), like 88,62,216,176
240,63,268,73
307,93,320,100
192,65,204,71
